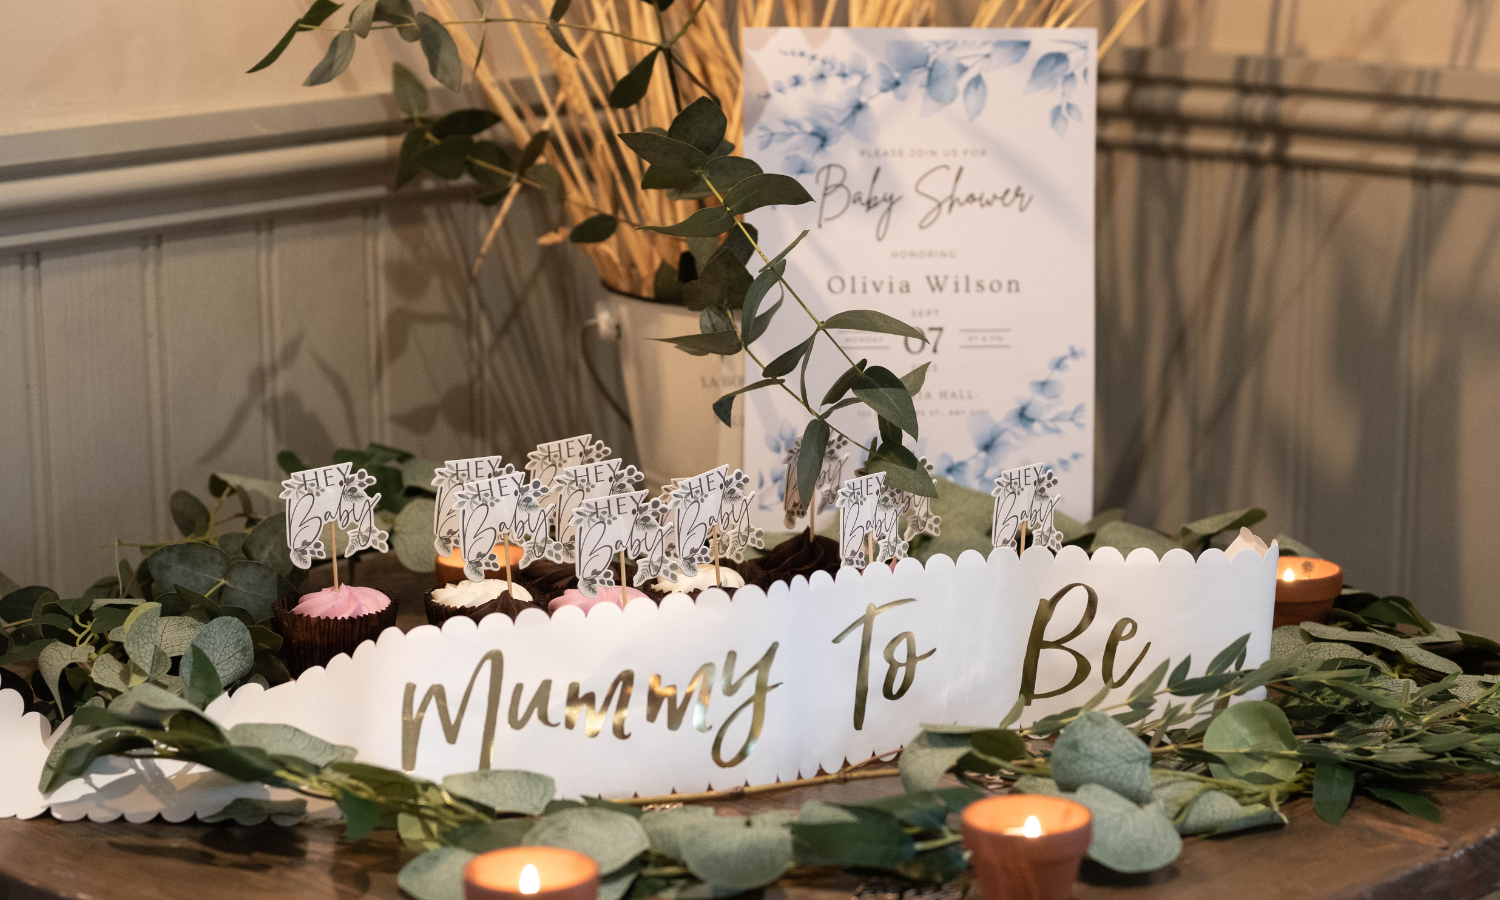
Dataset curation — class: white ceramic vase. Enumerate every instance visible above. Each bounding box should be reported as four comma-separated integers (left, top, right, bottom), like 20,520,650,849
596,290,745,490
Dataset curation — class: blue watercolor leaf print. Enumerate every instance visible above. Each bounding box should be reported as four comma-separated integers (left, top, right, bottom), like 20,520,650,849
981,40,1030,70
921,54,963,116
1066,102,1082,121
963,73,987,121
1025,52,1069,94
886,40,931,74
1050,104,1068,136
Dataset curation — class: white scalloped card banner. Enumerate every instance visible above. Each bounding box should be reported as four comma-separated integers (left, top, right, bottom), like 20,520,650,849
0,545,1278,821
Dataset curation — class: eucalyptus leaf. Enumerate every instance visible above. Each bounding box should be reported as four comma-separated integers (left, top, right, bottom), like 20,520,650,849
122,603,163,671
791,806,914,868
398,847,475,900
678,816,794,890
305,30,356,86
1313,761,1355,824
852,366,919,439
705,156,763,194
227,722,357,767
609,51,660,108
1091,521,1178,558
248,0,342,73
1204,700,1301,784
713,379,781,427
641,806,717,858
824,310,927,343
570,214,618,243
202,796,308,826
658,331,741,356
643,207,735,238
219,560,282,620
443,770,556,816
170,490,211,538
667,97,728,155
1073,784,1182,874
183,645,223,708
148,543,229,599
389,496,438,573
899,730,973,792
416,12,462,90
724,174,814,215
182,616,255,689
1051,711,1153,803
393,62,429,116
523,807,651,874
39,643,92,710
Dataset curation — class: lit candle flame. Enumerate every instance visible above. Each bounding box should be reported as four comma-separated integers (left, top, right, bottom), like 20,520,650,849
1282,569,1297,583
519,864,541,895
1022,815,1042,838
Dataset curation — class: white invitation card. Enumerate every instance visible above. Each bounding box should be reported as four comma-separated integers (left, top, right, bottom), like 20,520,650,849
740,28,1096,529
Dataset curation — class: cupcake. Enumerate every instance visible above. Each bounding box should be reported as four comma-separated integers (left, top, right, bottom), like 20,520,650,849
425,579,540,626
273,585,398,676
651,562,744,598
521,559,581,604
739,534,841,590
548,585,648,614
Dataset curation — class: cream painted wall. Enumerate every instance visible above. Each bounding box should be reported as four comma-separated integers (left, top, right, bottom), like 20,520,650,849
0,0,535,136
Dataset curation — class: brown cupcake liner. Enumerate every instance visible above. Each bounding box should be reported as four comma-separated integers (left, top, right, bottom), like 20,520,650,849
740,535,841,590
273,594,399,677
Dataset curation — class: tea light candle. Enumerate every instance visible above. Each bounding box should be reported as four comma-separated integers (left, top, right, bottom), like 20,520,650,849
464,847,599,900
961,795,1091,900
1273,556,1343,629
436,543,527,584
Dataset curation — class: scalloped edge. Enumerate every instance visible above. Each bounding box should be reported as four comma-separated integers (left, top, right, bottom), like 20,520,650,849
2,543,1279,820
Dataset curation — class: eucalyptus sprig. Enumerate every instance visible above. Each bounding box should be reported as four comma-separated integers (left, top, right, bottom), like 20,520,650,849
619,98,939,499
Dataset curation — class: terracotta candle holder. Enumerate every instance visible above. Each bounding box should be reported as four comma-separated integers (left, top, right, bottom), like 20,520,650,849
962,795,1092,900
436,543,527,586
1273,556,1343,629
464,846,599,900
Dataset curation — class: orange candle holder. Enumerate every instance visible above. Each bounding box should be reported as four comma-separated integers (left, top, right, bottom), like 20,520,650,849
1273,556,1343,629
436,544,527,586
464,846,599,900
962,795,1092,900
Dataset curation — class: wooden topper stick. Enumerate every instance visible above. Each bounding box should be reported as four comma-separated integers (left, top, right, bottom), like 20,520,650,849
502,536,514,597
712,523,722,588
619,549,627,601
1016,519,1030,557
329,520,340,589
864,531,875,568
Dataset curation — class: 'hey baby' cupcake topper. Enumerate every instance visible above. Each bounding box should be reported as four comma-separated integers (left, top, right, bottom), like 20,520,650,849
571,491,648,598
281,463,389,575
555,458,644,560
991,463,1063,552
718,470,765,564
837,472,911,568
668,465,732,578
431,455,508,557
453,467,559,586
526,434,610,495
901,456,943,542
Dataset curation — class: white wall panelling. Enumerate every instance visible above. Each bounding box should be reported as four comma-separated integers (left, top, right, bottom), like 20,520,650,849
3,44,1497,639
1097,48,1500,634
0,96,632,592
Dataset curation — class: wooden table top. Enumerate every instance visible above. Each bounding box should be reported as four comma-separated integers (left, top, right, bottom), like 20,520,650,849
6,555,1500,900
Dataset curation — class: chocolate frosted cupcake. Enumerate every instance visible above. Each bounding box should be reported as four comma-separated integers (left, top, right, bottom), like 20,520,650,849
522,559,581,604
426,579,543,625
274,585,398,676
739,534,842,590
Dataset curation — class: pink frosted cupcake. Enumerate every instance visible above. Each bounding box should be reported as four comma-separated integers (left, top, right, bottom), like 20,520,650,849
274,585,398,675
548,585,647,615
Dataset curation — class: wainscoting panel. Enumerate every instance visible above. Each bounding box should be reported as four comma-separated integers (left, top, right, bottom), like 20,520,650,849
1097,48,1500,634
0,97,632,593
4,48,1498,638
